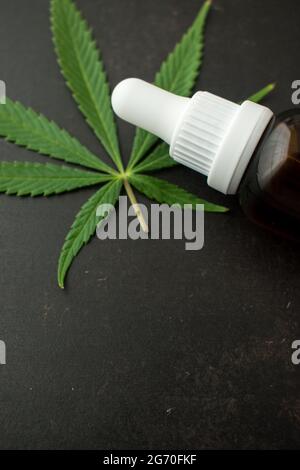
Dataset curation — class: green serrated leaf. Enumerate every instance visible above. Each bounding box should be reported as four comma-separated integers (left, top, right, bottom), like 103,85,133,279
133,143,177,173
247,83,276,103
57,178,122,288
51,0,123,171
0,161,111,197
128,0,211,170
0,98,113,173
129,174,228,213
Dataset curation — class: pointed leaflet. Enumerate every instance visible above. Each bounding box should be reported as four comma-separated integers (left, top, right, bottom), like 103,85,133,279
58,179,122,288
0,98,113,173
51,0,122,171
129,174,228,212
247,83,276,103
133,143,177,173
0,162,111,196
128,1,211,170
133,83,276,174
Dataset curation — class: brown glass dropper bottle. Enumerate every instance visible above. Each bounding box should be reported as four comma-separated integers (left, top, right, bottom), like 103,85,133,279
238,109,300,240
111,79,300,240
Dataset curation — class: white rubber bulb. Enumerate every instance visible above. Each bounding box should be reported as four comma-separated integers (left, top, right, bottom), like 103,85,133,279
111,78,189,144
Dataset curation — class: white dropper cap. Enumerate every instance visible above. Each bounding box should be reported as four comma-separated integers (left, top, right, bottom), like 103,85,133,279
112,78,274,194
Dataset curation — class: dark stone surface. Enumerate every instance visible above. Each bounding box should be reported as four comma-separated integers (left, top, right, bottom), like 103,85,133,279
0,0,299,449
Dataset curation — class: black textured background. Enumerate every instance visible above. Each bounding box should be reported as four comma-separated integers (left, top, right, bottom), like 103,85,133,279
0,0,299,450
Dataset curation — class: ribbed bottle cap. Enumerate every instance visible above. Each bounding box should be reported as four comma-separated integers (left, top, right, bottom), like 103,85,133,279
170,92,239,177
112,79,274,194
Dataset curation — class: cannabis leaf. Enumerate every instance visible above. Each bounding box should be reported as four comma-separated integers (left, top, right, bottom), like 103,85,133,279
0,99,114,173
58,179,121,288
0,0,275,287
133,143,176,173
129,174,228,212
247,82,276,103
51,0,123,171
0,162,110,196
127,0,211,170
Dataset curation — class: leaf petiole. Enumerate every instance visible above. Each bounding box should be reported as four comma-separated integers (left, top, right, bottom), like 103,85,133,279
123,178,149,233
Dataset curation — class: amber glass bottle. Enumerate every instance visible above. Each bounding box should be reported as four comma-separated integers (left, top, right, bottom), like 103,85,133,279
238,110,300,241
